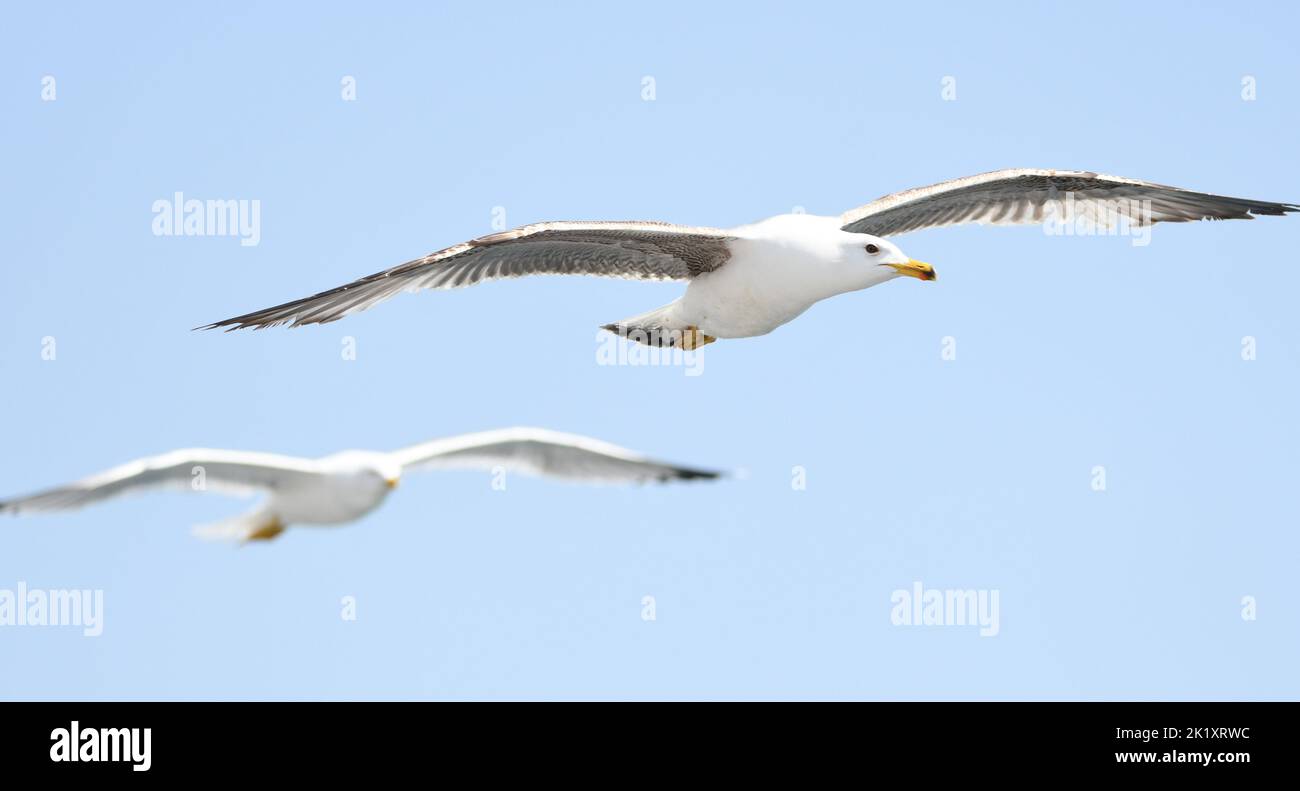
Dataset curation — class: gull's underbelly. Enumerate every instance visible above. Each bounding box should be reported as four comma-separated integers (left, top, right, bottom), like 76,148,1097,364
681,254,826,338
275,483,388,525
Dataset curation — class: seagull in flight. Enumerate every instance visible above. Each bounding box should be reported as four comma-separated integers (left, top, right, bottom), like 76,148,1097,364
202,169,1296,349
0,428,721,543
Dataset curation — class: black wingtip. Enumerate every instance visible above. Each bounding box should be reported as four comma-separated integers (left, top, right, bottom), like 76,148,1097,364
667,467,725,482
193,316,249,332
192,315,294,332
1246,201,1300,218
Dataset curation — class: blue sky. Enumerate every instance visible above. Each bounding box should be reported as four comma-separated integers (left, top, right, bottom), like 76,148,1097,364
1,1,1297,700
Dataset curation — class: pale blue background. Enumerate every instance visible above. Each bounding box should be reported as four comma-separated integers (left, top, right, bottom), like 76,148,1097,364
1,1,1296,700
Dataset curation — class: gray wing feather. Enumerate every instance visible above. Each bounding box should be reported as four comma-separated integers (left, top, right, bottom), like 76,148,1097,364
0,449,321,514
393,427,721,484
840,169,1298,237
201,221,734,331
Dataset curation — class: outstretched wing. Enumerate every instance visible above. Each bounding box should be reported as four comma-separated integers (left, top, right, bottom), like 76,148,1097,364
201,221,734,331
391,427,722,484
0,449,321,514
840,168,1298,237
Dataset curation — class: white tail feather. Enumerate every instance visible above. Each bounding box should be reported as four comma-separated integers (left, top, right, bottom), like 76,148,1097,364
192,509,284,543
601,300,695,348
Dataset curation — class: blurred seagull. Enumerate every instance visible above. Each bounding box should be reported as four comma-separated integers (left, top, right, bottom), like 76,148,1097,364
0,428,722,543
201,169,1297,349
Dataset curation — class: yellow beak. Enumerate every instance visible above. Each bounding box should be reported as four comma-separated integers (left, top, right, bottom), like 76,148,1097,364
886,259,937,281
385,477,400,489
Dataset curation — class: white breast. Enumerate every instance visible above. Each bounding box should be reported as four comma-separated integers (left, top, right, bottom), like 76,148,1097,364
274,469,391,525
679,214,872,338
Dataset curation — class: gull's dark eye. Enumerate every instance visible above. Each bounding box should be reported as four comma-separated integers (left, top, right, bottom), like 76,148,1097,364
865,244,880,255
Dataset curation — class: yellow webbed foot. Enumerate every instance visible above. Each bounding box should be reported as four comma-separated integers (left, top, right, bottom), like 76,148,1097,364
244,516,286,543
678,326,717,351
